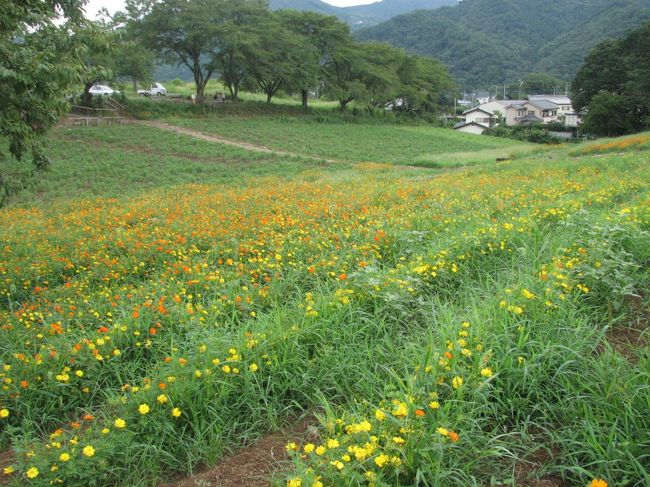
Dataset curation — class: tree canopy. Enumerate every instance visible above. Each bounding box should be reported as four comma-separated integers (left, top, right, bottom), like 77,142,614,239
573,21,650,136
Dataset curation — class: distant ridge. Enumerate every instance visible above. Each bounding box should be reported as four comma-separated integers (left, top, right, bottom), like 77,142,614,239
357,0,650,88
269,0,456,29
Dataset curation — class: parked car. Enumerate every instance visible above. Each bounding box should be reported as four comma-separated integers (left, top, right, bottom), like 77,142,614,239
137,82,167,97
89,85,117,96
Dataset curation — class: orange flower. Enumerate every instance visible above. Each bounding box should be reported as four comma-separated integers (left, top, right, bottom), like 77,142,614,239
339,273,347,281
448,431,459,443
415,409,426,417
588,480,608,487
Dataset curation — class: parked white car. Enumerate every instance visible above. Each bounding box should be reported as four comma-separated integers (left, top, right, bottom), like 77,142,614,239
137,82,167,97
89,85,117,96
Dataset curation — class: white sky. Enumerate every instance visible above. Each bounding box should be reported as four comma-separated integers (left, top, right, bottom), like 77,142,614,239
84,0,379,19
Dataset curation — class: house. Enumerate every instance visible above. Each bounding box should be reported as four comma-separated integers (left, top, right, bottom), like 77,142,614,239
453,121,489,135
528,95,573,115
478,100,526,121
462,107,497,128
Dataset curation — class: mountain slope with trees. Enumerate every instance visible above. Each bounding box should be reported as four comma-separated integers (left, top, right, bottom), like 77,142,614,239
357,0,650,88
269,0,455,28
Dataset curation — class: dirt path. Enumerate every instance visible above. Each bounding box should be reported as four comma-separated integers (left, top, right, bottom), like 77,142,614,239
159,417,316,487
139,120,342,164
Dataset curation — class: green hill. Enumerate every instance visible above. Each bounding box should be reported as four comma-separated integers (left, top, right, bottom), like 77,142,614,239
357,0,650,88
269,0,455,29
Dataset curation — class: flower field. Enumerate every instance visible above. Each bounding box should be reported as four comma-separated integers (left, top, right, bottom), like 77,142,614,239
1,128,649,486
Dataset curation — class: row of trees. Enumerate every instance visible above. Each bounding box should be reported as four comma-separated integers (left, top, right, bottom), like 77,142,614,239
116,0,455,111
572,21,650,137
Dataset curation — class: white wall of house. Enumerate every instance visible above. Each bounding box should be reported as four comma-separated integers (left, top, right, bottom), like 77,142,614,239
504,106,525,126
456,124,486,135
523,102,558,123
464,109,494,127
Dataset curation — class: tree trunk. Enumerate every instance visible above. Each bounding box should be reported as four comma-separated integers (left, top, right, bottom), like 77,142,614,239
266,92,273,104
339,99,349,112
233,85,239,103
132,78,138,93
301,89,309,111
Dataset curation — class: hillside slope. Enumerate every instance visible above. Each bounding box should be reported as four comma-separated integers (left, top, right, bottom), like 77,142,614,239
270,0,455,28
357,0,650,87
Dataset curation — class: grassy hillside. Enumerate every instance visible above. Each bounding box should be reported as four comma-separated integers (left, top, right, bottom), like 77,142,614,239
0,126,649,486
163,116,532,167
357,0,650,88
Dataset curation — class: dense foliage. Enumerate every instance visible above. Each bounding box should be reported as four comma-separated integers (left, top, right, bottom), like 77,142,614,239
0,0,92,203
573,22,650,137
357,0,650,89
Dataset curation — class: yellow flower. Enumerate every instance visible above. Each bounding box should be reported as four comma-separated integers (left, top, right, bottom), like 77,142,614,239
287,479,302,487
26,467,39,479
194,370,202,378
0,409,9,419
375,409,385,421
3,466,15,475
429,401,440,410
157,394,168,404
480,368,493,378
326,439,340,449
374,454,390,468
392,436,405,445
138,403,150,415
436,427,449,436
82,445,95,457
75,370,84,377
171,407,182,418
315,446,327,455
249,363,258,372
329,460,344,470
114,418,126,428
303,443,315,453
588,480,608,487
101,428,110,434
392,401,408,417
222,365,231,374
452,376,463,389
285,442,298,452
59,453,71,462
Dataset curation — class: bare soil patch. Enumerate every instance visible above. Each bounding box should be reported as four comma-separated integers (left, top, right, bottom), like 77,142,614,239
159,417,317,487
602,293,649,363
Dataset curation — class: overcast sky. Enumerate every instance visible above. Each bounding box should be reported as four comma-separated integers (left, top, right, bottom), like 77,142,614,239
84,0,379,19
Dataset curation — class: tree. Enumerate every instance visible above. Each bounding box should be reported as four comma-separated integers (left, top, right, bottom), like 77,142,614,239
393,54,455,113
243,13,320,105
579,93,639,137
321,41,398,111
572,21,650,136
135,0,267,101
277,10,350,109
1,0,92,202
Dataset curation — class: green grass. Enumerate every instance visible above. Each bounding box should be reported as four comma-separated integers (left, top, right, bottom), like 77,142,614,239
161,116,533,167
0,126,649,487
1,125,355,206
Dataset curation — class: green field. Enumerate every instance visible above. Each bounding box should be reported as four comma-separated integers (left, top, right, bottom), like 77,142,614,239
0,123,649,487
162,116,533,167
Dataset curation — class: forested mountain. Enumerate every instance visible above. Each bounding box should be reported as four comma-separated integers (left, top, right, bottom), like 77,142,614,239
269,0,455,28
357,0,650,88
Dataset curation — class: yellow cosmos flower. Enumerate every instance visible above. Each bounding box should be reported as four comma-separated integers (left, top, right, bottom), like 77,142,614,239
315,446,326,455
3,466,15,475
171,407,182,418
481,368,493,378
138,403,150,415
82,445,95,457
303,443,315,453
157,394,168,404
0,409,9,419
249,363,258,372
429,401,440,410
374,454,390,467
114,418,126,428
59,453,71,462
26,467,39,479
287,479,301,487
326,439,339,449
452,376,463,389
588,480,608,487
375,409,385,421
